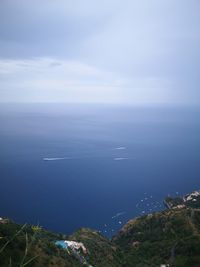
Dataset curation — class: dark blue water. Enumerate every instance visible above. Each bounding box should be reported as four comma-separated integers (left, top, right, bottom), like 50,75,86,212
0,104,200,236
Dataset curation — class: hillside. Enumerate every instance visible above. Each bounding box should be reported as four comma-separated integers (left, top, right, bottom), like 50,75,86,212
0,220,123,267
0,220,82,267
1,191,200,267
113,208,200,267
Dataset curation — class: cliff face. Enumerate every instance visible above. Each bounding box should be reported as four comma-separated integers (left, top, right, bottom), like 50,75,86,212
1,193,200,267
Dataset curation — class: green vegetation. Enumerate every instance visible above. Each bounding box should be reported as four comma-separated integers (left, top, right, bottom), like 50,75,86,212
69,228,123,267
0,221,123,267
113,209,200,267
1,191,200,266
0,221,82,267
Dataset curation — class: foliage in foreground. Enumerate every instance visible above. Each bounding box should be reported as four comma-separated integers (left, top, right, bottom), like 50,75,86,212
1,207,200,266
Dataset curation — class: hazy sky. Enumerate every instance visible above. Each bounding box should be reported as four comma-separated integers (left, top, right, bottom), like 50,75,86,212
0,0,199,105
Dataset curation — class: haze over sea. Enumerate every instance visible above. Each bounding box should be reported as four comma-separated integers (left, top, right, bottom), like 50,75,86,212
0,104,200,236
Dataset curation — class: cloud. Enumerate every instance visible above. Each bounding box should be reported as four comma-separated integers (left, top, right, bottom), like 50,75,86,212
0,57,174,104
0,0,199,104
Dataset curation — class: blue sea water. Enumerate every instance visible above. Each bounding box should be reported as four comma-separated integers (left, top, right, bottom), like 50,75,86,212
0,103,200,237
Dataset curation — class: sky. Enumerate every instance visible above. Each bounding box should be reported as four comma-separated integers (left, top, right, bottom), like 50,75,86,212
0,0,199,105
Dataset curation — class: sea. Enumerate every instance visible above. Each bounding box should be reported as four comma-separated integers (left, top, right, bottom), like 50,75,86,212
0,103,200,237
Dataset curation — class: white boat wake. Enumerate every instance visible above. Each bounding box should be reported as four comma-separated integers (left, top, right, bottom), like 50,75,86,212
114,157,128,161
43,157,72,161
112,211,126,219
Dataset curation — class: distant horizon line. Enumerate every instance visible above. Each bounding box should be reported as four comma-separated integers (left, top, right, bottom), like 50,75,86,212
0,102,199,108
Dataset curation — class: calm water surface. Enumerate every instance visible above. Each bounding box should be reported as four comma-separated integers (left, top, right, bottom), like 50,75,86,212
0,104,200,236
